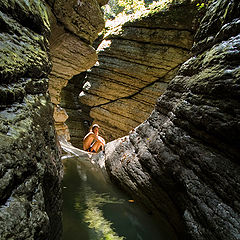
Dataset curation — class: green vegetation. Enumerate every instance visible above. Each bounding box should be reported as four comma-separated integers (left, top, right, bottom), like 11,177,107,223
102,0,173,21
101,0,208,35
196,2,205,9
118,0,146,13
102,0,208,21
102,0,178,30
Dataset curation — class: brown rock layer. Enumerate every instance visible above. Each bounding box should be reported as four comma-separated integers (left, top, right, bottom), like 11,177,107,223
78,2,197,142
47,0,106,140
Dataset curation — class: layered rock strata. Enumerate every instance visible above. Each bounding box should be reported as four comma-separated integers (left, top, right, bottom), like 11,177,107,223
104,0,240,239
78,2,197,142
46,0,105,140
0,0,62,239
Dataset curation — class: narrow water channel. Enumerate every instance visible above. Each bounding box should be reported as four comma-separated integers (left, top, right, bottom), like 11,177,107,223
62,156,176,240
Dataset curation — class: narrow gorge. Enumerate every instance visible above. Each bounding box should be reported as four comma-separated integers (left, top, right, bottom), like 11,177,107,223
62,1,197,144
0,0,239,239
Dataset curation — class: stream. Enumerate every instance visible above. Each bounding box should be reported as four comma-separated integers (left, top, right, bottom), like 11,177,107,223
62,156,176,240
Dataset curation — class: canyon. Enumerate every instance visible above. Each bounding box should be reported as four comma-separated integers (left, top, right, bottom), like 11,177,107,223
0,0,239,239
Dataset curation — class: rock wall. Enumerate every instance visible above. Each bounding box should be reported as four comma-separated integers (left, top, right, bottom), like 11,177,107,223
78,1,197,142
0,0,62,239
60,73,93,148
0,0,109,238
47,0,106,141
104,0,240,239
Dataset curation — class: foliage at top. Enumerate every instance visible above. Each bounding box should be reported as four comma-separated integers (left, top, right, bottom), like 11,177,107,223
102,0,207,30
102,0,175,29
102,0,169,21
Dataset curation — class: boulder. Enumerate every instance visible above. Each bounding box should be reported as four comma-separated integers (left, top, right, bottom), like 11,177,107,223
51,0,105,44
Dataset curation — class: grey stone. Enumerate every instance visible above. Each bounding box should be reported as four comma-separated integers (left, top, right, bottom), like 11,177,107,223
0,0,62,239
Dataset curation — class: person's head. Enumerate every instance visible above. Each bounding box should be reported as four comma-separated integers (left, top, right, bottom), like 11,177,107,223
91,124,100,134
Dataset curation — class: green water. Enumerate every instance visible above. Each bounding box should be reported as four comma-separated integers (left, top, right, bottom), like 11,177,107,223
62,157,176,240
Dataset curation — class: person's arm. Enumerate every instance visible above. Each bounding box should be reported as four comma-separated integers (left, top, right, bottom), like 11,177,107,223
98,136,105,145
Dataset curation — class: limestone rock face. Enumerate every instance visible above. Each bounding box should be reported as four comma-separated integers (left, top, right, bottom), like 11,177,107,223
104,0,240,239
47,0,106,139
0,0,62,239
53,105,71,141
78,2,196,142
51,0,104,44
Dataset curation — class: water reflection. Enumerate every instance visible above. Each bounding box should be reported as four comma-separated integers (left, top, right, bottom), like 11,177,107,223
62,157,176,240
75,185,124,240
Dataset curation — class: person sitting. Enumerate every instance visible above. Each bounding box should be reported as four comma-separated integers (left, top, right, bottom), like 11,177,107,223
83,124,105,153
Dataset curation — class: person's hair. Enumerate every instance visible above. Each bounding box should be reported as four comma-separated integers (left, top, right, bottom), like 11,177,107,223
91,124,100,131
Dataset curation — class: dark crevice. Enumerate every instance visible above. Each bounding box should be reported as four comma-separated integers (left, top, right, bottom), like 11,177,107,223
123,25,195,33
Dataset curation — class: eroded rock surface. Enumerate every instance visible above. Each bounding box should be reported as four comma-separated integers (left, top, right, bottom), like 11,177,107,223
60,73,93,147
47,0,106,140
104,0,240,239
0,0,62,239
78,2,197,142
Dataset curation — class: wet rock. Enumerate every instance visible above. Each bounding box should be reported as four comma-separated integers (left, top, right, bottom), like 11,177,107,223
0,1,62,239
104,0,240,239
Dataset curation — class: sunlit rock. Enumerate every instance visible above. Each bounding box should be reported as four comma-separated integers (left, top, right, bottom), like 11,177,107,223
53,105,70,140
53,105,69,123
47,0,107,140
78,1,197,142
51,0,104,44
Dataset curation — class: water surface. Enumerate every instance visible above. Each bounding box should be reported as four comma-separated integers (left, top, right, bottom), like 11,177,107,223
62,156,176,240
